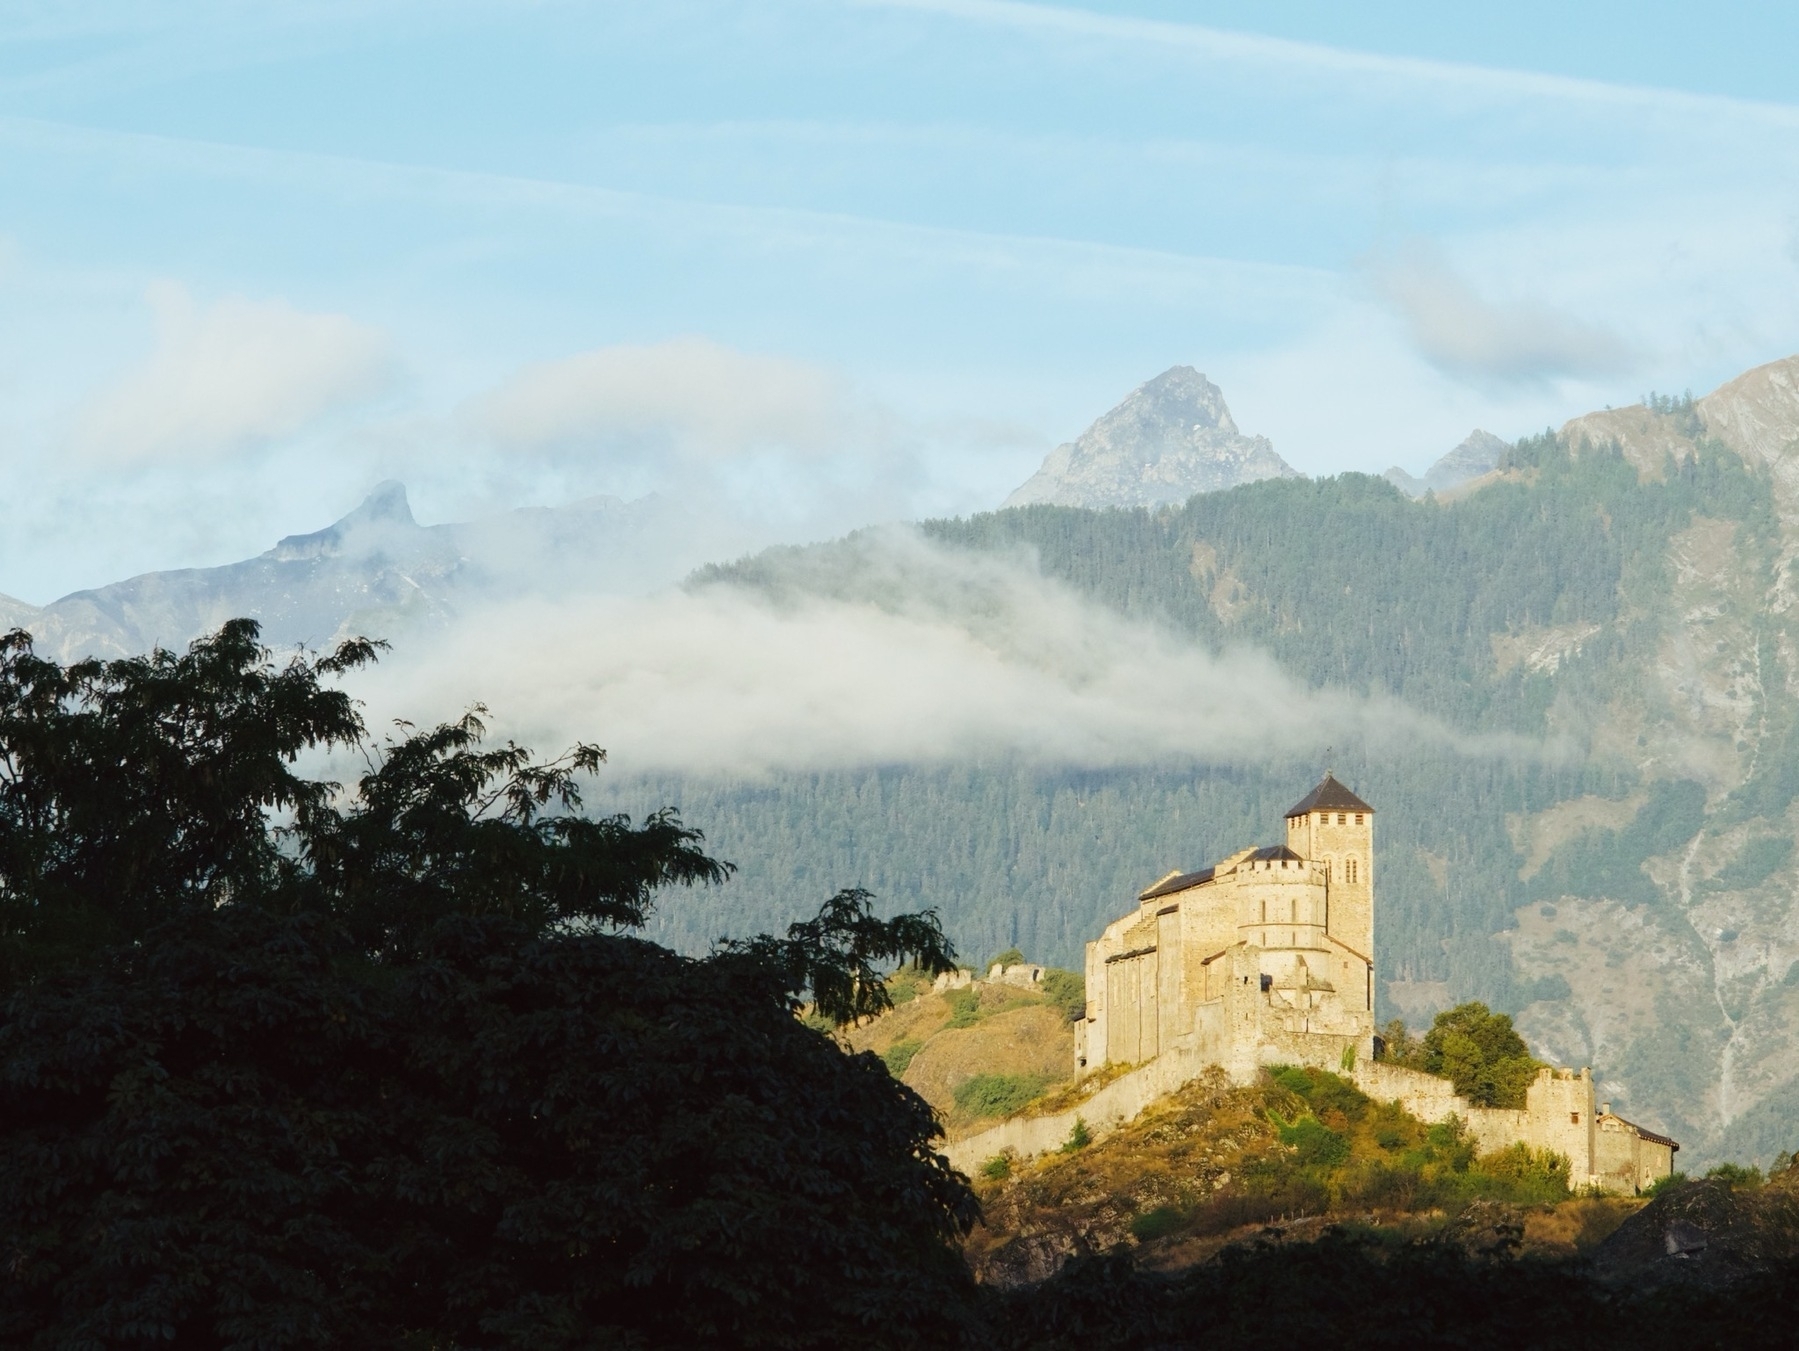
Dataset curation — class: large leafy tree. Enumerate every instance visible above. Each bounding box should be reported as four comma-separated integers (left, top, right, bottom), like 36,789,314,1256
1421,1002,1540,1109
0,621,974,1349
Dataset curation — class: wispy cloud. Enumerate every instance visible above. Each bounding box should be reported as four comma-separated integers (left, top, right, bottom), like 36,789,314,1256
1369,242,1637,387
70,282,396,465
467,337,869,460
351,527,1545,777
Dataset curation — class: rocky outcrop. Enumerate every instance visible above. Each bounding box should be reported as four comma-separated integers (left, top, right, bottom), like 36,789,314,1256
1590,1172,1799,1291
1004,367,1298,509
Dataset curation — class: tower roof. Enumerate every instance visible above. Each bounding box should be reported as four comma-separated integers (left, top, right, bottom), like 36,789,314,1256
1284,773,1374,818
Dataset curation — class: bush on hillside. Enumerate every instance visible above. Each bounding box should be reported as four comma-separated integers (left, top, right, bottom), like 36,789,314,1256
1041,967,1086,1021
956,1072,1054,1118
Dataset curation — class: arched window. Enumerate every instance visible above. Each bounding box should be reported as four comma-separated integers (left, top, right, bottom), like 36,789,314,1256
1345,857,1359,884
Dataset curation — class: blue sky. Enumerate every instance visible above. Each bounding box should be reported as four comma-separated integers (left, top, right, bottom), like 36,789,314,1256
3,0,1798,600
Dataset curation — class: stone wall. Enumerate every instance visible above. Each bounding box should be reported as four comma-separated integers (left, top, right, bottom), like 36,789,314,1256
942,1041,1230,1174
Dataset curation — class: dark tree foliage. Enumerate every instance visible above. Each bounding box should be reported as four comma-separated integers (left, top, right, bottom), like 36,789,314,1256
0,619,373,987
0,622,974,1350
985,1237,1799,1351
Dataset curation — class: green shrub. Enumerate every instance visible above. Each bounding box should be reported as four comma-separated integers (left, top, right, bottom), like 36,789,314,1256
954,1072,1052,1118
1475,1143,1571,1203
1704,1162,1763,1189
985,948,1026,971
1061,1117,1092,1153
1644,1171,1687,1198
1273,1112,1351,1169
944,987,982,1028
1041,968,1086,1022
979,1154,1012,1181
881,1039,924,1077
884,964,931,1006
1129,1205,1185,1241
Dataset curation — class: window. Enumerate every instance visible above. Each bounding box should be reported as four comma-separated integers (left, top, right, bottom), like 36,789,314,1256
1570,1112,1581,1125
1355,814,1364,825
1260,899,1267,922
1336,813,1345,825
1345,858,1358,884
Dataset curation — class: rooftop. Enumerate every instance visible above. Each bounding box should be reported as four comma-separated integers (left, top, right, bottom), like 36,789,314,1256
1139,866,1215,901
1285,772,1375,818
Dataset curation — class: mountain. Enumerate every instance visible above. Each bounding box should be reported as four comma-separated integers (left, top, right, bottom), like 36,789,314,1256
1003,366,1299,509
648,352,1799,1171
14,351,1799,1172
2,485,680,663
1384,428,1509,497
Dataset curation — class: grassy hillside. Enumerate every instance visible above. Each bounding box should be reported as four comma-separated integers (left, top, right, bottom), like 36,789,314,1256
965,1064,1619,1285
603,425,1799,1166
841,964,1084,1140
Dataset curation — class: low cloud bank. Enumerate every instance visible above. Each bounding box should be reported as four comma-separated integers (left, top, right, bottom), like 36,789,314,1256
349,528,1542,779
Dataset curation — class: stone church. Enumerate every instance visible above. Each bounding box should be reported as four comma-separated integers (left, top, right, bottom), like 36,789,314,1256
1078,773,1378,1081
1064,773,1678,1193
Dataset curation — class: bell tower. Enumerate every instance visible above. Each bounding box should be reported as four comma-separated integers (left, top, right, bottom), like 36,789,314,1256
1284,773,1374,993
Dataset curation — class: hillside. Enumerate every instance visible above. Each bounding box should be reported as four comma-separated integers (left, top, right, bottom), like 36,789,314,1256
965,1063,1620,1285
628,354,1799,1169
842,962,1084,1140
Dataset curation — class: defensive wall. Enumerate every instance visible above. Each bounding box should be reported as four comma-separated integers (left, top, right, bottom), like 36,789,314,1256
943,1054,1675,1191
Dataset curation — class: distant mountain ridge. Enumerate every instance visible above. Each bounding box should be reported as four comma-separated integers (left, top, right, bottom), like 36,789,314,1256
0,485,673,663
1004,366,1299,509
1384,429,1509,498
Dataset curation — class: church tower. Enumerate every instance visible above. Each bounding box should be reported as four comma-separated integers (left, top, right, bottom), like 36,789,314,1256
1284,773,1374,991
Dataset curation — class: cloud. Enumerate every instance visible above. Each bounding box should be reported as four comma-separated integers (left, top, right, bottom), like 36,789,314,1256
467,337,874,460
1370,242,1637,386
349,527,1541,778
71,282,396,464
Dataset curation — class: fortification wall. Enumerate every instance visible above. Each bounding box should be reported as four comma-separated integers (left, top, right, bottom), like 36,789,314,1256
942,1038,1238,1174
1352,1060,1468,1122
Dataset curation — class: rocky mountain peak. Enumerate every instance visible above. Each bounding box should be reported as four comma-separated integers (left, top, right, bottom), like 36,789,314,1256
1385,429,1509,498
268,481,419,562
1003,366,1297,509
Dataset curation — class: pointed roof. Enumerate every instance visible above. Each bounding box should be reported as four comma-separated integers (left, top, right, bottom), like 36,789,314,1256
1284,773,1374,819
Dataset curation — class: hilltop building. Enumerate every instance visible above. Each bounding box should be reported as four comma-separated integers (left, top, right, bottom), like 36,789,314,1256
1065,773,1677,1193
1079,773,1377,1079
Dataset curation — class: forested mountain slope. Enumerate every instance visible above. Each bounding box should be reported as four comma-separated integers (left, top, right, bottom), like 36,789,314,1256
616,366,1799,1169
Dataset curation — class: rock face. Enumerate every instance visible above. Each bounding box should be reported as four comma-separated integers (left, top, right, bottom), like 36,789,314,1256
1384,428,1509,498
1003,367,1298,509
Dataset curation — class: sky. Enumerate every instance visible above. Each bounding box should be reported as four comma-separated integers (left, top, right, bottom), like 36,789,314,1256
3,0,1799,602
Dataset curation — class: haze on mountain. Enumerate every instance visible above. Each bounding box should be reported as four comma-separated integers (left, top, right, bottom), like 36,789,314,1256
1384,429,1510,497
0,484,728,665
1002,367,1300,509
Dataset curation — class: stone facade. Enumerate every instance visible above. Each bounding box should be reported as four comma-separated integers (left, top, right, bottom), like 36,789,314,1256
1065,774,1678,1193
1078,774,1378,1083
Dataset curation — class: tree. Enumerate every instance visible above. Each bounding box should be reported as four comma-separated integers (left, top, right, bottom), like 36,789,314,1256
0,622,976,1349
1421,1002,1540,1109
